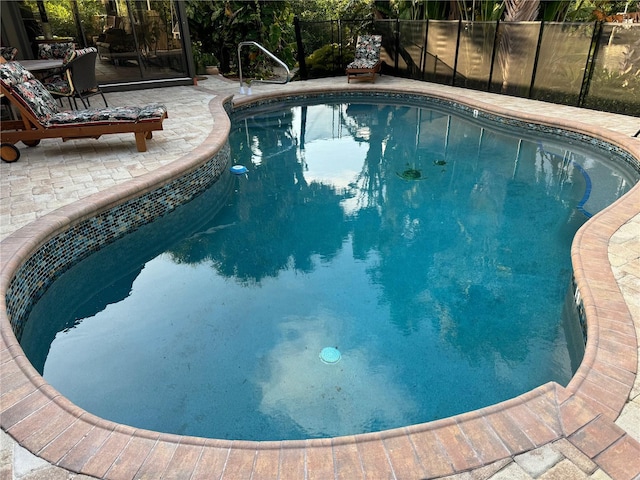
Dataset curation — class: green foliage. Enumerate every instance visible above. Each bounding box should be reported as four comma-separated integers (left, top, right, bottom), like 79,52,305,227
374,0,501,21
38,1,74,37
303,42,354,78
385,0,449,20
592,1,636,17
25,0,103,39
292,0,376,21
185,1,229,60
262,3,296,67
367,1,638,22
186,0,296,77
539,1,572,21
192,40,219,75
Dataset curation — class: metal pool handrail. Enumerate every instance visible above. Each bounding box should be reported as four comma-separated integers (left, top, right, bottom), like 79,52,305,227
237,41,291,89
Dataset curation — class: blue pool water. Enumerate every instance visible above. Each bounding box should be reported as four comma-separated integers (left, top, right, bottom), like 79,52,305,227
20,99,638,441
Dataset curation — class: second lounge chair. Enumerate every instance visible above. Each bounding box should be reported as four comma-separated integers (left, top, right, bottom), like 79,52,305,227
346,35,382,83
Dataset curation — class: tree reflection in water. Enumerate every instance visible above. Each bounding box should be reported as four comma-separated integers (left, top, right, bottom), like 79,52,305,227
25,98,627,439
165,100,587,372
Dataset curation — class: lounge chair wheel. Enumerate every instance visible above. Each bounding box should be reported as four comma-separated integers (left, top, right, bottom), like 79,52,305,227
1,143,20,163
22,139,41,147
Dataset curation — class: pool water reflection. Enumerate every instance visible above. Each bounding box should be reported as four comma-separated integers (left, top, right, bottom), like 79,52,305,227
20,100,637,441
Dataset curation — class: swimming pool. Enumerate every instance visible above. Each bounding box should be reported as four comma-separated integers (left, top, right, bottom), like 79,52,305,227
2,81,640,479
18,95,638,442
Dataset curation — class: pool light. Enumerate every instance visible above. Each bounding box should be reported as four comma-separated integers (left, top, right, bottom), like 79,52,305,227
320,347,341,364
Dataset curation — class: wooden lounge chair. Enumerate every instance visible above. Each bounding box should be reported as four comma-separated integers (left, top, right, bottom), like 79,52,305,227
346,35,382,83
0,61,167,163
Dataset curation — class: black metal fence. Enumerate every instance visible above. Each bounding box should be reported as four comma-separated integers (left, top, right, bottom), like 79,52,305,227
294,18,640,116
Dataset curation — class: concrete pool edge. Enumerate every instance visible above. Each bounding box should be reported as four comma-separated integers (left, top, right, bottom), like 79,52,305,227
0,81,638,479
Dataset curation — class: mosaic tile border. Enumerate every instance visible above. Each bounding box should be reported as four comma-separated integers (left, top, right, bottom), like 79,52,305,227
6,143,230,340
232,91,640,174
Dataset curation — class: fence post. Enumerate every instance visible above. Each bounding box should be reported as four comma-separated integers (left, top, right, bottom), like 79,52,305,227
338,19,342,73
331,20,337,74
528,20,545,98
452,19,462,86
394,18,400,72
579,21,602,108
293,17,307,80
418,20,426,75
487,19,500,91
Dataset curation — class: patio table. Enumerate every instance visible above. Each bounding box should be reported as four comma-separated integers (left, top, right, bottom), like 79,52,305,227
19,59,64,72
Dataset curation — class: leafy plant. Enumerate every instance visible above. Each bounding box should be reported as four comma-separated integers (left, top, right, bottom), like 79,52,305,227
24,0,103,40
292,0,377,21
203,52,219,66
191,41,217,74
186,0,296,77
302,43,353,78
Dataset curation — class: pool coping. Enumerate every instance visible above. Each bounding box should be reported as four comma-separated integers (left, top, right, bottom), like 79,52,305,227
1,81,639,479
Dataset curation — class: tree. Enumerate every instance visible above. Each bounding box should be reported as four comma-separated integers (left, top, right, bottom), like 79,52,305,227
186,0,295,76
292,0,377,21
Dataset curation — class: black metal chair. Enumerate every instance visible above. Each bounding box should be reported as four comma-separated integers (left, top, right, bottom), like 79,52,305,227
44,47,108,109
68,48,108,108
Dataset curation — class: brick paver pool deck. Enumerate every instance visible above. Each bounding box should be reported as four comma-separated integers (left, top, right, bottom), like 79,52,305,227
1,76,639,480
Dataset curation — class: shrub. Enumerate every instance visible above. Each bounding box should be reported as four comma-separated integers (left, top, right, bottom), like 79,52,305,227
304,43,354,78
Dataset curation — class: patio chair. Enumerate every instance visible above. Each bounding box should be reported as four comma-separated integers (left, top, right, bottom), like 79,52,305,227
33,42,76,84
37,42,75,60
346,35,382,83
0,61,167,163
1,46,18,61
44,47,108,109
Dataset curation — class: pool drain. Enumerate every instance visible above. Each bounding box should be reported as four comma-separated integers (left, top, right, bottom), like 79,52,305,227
320,347,341,364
